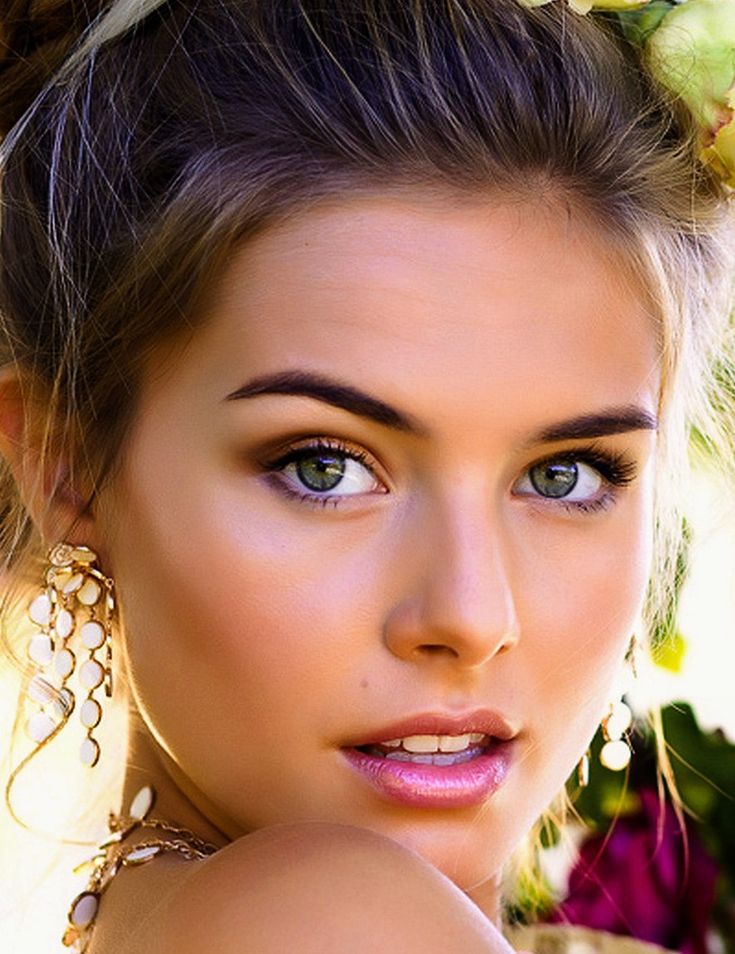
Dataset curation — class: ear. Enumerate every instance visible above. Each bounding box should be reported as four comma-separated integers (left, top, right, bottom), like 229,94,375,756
0,365,103,552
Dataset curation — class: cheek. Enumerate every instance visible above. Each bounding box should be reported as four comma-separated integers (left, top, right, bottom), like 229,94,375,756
108,465,383,753
510,479,654,797
523,460,654,653
523,518,649,683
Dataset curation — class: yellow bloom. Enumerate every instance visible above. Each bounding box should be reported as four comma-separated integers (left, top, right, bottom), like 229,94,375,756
647,0,735,185
568,0,649,11
517,0,648,11
700,90,735,188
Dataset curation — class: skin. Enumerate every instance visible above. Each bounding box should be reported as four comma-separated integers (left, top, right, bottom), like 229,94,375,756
2,190,661,941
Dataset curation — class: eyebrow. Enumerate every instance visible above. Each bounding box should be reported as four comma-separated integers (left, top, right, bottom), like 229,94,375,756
531,406,658,443
225,370,429,434
224,370,657,442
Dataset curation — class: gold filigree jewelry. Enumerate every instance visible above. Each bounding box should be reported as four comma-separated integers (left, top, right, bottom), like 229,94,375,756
63,785,219,952
599,699,633,771
25,542,115,768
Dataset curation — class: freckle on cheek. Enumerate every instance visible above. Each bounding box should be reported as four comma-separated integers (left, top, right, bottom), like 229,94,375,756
360,678,369,689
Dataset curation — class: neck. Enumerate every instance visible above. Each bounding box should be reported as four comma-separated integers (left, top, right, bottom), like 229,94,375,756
122,721,233,848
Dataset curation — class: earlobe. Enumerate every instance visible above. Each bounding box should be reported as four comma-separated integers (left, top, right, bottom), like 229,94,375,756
0,365,98,546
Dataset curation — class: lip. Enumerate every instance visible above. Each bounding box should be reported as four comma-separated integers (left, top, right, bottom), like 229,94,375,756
343,709,518,748
340,709,518,809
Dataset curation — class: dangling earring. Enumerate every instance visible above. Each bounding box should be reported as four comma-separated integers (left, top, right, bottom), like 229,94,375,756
575,698,634,786
577,750,590,788
599,699,633,772
26,542,115,767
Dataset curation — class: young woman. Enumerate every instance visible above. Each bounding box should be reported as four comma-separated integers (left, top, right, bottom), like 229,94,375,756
0,1,732,951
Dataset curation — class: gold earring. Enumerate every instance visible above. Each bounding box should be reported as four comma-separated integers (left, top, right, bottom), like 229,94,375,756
599,699,633,772
577,749,590,788
26,543,115,767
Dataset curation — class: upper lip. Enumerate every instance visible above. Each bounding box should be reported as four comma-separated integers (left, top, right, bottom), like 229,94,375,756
343,709,518,747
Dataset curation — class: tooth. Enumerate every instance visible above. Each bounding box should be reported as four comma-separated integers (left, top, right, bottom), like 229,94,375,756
433,753,461,766
438,734,472,752
469,733,485,744
401,734,441,753
385,750,412,761
381,738,402,748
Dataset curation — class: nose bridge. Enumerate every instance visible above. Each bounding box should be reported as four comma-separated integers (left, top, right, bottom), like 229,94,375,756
384,482,520,667
429,488,517,637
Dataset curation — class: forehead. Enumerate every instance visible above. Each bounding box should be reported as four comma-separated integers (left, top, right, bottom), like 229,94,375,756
154,192,660,436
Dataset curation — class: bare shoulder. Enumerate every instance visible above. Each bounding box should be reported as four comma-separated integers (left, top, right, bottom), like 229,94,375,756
116,821,514,954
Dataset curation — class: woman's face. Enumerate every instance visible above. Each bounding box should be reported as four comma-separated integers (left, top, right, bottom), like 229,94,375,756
96,192,659,899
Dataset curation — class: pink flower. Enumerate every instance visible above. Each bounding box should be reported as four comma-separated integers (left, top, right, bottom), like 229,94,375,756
548,789,718,954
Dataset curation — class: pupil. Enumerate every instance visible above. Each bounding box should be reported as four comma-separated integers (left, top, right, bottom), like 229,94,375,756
530,461,578,498
297,453,346,491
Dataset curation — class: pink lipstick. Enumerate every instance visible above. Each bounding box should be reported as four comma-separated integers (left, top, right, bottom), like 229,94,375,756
340,709,517,809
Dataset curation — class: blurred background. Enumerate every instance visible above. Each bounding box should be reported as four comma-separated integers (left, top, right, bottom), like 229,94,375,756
511,465,735,953
1,462,734,953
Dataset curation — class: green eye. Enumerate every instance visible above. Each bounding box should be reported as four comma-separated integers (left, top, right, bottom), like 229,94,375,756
295,453,346,492
269,441,384,502
513,451,630,513
529,461,579,498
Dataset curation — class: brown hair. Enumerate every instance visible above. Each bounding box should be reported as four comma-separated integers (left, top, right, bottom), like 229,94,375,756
0,0,733,837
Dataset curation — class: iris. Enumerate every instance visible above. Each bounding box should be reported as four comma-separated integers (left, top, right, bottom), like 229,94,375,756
529,461,578,498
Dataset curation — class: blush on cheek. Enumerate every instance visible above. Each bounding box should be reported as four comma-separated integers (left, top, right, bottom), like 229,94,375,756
522,509,652,723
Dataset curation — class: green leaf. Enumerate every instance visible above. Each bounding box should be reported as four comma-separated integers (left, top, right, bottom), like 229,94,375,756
617,2,677,45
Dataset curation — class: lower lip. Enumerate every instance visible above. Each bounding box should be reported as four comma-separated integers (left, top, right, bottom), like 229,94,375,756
341,742,514,809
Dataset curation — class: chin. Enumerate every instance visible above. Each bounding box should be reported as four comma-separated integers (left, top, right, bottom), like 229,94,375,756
369,812,511,894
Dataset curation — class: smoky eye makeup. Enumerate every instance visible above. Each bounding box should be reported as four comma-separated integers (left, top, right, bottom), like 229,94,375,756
254,433,640,515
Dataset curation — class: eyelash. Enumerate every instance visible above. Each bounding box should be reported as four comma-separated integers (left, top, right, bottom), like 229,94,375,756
261,438,638,513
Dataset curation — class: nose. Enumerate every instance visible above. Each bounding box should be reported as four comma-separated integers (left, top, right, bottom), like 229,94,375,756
383,492,520,668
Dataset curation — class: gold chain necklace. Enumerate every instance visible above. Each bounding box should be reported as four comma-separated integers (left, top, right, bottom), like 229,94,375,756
63,785,219,952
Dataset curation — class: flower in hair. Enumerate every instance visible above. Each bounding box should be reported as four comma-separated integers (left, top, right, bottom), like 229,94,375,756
519,0,735,188
646,0,735,188
518,1,649,12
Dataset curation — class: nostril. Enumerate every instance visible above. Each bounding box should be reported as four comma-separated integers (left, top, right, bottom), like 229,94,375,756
418,643,459,656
